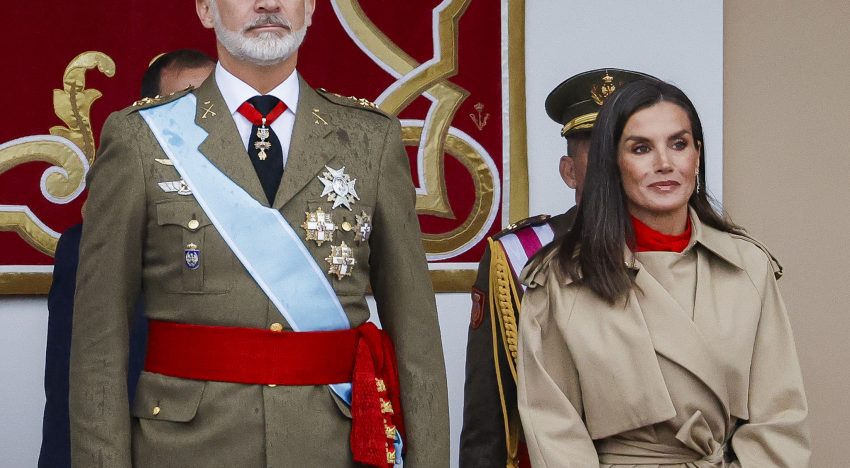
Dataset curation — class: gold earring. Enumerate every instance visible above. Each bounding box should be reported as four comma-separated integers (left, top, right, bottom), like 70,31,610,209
695,170,701,194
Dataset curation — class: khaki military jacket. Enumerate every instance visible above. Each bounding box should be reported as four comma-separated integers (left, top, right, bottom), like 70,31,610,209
517,213,809,467
460,209,575,468
69,74,449,467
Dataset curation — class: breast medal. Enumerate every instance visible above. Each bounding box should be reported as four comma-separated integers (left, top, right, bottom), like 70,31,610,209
354,211,372,244
184,243,200,270
325,241,356,280
318,166,359,211
158,179,193,195
301,207,337,246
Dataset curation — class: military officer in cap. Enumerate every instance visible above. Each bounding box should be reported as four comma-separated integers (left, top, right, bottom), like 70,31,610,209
69,1,449,467
460,68,656,467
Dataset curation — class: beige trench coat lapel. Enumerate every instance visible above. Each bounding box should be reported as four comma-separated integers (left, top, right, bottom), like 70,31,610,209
632,259,732,420
273,77,334,210
192,75,269,206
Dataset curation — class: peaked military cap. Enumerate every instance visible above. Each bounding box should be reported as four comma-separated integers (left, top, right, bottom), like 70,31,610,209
546,68,658,138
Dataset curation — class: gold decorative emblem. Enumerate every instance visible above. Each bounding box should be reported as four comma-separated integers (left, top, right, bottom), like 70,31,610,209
384,423,397,440
301,207,336,246
311,108,328,125
325,241,356,280
132,95,162,107
154,158,174,166
386,447,396,465
201,101,216,119
591,72,618,106
354,211,372,244
469,102,490,131
0,51,115,257
379,398,394,415
318,166,359,211
375,378,386,393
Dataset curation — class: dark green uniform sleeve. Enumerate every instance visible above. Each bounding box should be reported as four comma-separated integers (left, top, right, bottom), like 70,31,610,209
460,244,513,467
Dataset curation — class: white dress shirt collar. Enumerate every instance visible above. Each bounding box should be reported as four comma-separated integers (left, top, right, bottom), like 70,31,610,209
214,62,300,115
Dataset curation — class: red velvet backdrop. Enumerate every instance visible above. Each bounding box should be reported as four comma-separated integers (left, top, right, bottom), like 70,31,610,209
0,1,511,290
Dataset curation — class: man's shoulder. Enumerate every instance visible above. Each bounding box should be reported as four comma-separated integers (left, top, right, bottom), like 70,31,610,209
115,86,197,117
314,88,392,121
492,214,552,241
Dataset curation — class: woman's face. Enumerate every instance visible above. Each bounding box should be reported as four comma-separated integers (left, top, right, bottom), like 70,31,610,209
617,101,700,228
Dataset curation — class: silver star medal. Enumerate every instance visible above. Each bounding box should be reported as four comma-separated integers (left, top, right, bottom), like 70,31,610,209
318,166,359,210
301,207,337,246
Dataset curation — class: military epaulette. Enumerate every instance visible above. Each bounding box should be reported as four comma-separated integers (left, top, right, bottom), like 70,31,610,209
127,85,195,112
316,88,389,117
492,214,551,240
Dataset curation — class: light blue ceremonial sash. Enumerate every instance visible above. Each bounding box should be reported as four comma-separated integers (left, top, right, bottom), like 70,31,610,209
139,94,403,464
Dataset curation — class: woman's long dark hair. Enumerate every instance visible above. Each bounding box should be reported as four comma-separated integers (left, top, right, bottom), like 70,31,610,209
557,79,740,303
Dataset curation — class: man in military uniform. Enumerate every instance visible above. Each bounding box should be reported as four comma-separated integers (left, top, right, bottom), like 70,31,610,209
460,68,656,467
69,1,449,467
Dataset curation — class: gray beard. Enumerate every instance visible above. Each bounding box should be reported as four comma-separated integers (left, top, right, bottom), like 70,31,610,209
211,4,307,66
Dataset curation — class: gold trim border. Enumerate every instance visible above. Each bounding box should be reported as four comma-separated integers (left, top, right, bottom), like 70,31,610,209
428,0,527,292
0,273,52,295
508,0,529,225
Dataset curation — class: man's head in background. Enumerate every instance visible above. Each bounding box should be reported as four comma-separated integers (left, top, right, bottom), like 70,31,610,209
545,68,658,205
141,49,215,98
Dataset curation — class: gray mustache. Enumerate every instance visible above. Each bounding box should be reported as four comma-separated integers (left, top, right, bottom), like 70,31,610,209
245,15,291,31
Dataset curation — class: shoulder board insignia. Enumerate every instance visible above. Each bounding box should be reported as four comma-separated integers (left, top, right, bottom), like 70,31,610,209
130,86,194,109
317,88,382,111
493,214,551,240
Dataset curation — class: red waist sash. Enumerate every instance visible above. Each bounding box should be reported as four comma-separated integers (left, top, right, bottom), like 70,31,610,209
144,319,404,467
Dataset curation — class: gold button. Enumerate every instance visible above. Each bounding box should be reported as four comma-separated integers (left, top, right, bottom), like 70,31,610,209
341,221,352,232
269,322,283,332
152,406,161,416
188,219,200,230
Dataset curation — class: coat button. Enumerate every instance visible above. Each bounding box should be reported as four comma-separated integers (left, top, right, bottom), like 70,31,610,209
152,406,161,416
187,219,200,230
269,322,283,332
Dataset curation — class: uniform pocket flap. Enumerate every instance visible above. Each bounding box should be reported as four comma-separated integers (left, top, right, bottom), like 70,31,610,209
156,201,212,229
132,371,206,422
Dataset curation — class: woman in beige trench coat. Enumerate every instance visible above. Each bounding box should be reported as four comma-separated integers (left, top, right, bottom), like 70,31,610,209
517,79,810,467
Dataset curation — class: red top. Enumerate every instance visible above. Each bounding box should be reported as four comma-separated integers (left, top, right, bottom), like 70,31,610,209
631,215,692,253
236,99,287,126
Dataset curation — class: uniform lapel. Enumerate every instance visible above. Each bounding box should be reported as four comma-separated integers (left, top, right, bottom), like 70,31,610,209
193,75,268,206
633,262,732,419
273,77,334,210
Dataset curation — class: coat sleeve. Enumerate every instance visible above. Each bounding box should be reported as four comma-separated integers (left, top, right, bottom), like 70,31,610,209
459,245,510,467
517,275,599,466
69,111,146,467
731,256,811,467
368,117,450,467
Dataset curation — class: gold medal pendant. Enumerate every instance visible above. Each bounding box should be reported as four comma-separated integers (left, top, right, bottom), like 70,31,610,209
253,117,272,161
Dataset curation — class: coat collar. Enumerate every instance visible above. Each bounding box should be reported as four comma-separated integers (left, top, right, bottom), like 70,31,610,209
193,74,268,206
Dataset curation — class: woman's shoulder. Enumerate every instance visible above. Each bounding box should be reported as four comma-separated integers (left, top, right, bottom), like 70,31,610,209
519,243,579,289
700,222,783,280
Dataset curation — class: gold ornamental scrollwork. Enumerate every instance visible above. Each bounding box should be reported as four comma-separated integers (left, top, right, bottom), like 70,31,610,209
0,51,115,256
333,0,500,259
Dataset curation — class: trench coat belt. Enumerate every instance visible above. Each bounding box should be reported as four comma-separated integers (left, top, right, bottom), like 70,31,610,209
143,319,406,467
596,411,728,466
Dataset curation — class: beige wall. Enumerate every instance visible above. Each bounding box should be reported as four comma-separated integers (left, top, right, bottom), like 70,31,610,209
724,1,850,465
